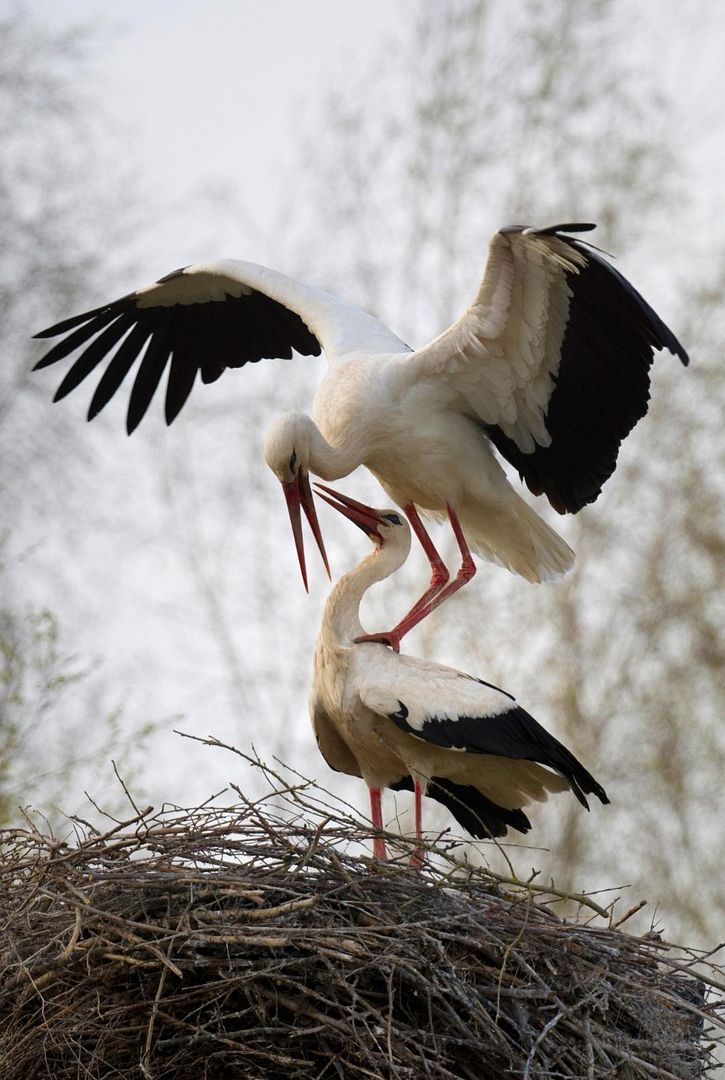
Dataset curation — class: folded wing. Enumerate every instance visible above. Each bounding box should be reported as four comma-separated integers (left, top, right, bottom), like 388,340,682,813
357,653,608,810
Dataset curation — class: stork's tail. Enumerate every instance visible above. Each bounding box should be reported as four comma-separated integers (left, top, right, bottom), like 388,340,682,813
460,493,575,583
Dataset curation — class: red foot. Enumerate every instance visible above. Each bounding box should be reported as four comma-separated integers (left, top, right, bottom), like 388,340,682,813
354,632,401,654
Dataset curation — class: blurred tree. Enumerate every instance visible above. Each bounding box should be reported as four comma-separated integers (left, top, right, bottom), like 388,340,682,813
0,9,145,525
529,272,725,941
0,549,156,827
284,0,724,942
0,9,153,826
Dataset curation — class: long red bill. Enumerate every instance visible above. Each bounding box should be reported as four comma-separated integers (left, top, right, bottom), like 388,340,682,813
282,470,331,592
299,469,331,581
313,482,384,538
282,477,308,591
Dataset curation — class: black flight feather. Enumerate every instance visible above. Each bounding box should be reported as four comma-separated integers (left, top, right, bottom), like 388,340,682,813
34,283,321,432
52,312,138,402
483,225,689,513
389,702,608,809
87,321,154,421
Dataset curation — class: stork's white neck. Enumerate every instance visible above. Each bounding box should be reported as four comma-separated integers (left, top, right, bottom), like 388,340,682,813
321,539,409,647
305,419,365,482
264,412,366,485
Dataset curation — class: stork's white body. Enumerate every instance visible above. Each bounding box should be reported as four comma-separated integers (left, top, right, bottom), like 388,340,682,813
309,498,608,845
310,349,569,581
312,637,572,812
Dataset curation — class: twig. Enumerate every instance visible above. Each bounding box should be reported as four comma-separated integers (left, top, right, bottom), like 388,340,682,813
0,769,719,1079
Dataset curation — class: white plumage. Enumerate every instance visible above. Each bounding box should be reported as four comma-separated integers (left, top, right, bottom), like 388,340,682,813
35,223,688,644
309,484,608,861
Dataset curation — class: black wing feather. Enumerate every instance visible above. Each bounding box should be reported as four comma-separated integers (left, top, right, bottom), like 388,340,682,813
34,306,126,369
126,314,174,434
87,320,154,421
536,222,597,236
33,299,135,340
389,701,608,809
198,299,239,381
165,350,199,425
34,278,321,431
52,312,138,402
484,226,689,514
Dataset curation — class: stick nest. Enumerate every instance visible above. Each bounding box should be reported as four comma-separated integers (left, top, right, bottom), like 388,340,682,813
1,750,722,1079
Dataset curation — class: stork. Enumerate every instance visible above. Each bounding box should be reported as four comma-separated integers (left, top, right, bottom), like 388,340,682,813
34,224,688,646
309,483,608,861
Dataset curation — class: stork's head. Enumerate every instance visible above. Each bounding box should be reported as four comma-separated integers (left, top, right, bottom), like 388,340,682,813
314,483,412,561
263,413,330,591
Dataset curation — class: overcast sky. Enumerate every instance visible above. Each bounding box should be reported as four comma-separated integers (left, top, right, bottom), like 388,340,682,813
25,0,722,311
39,2,402,266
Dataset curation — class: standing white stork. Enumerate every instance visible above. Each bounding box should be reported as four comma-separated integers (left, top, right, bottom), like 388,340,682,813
309,482,608,861
34,223,688,643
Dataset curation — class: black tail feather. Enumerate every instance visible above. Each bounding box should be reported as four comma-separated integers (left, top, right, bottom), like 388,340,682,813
390,776,531,839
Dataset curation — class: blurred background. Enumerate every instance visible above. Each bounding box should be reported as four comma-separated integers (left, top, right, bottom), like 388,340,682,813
1,0,723,947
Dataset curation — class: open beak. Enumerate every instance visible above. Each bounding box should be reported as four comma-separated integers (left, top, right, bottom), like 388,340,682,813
282,469,330,592
314,482,385,540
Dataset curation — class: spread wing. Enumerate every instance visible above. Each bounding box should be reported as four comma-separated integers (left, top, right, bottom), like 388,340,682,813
34,259,408,433
401,224,689,512
356,651,608,810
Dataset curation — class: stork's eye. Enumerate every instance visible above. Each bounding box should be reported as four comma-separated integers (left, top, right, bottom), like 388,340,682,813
383,513,402,525
289,449,297,472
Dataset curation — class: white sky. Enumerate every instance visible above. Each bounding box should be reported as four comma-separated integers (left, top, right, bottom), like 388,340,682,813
41,2,403,265
29,0,725,315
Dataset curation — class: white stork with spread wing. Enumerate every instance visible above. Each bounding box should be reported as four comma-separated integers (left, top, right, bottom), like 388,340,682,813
34,224,688,641
309,483,608,861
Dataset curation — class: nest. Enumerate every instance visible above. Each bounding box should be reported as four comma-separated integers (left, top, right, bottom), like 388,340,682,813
1,747,723,1079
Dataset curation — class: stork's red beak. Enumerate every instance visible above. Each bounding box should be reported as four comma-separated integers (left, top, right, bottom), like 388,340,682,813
314,483,385,540
282,469,330,591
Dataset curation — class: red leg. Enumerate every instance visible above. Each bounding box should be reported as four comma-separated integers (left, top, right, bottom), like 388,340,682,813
416,503,477,610
355,505,476,651
410,778,424,868
403,503,451,608
369,787,387,861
